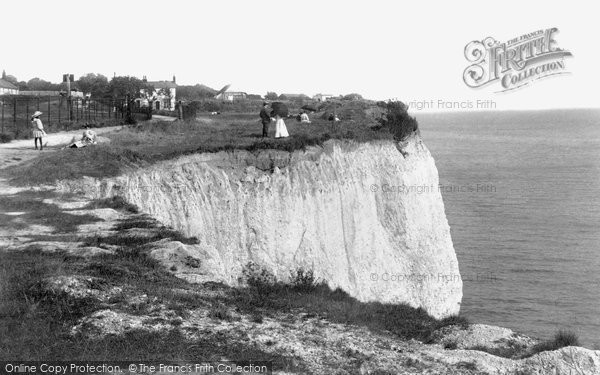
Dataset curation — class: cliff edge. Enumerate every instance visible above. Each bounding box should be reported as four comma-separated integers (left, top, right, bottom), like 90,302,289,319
58,135,462,319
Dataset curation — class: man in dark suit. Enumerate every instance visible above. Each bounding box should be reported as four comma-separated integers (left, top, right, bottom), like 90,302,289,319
259,102,271,137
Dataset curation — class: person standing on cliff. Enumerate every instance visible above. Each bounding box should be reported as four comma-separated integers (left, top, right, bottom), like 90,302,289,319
259,102,272,137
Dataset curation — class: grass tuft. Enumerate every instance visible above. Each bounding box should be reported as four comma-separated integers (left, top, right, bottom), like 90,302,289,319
530,329,580,355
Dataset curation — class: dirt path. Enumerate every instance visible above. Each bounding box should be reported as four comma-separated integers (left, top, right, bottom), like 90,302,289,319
0,125,124,170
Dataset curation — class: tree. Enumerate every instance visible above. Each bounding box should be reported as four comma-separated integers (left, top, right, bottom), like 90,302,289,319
107,76,153,100
343,93,363,100
264,92,278,100
76,73,109,99
27,78,60,91
176,84,217,100
278,94,288,100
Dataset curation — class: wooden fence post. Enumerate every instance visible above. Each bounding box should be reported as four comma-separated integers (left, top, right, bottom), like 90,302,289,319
13,98,17,129
26,102,29,136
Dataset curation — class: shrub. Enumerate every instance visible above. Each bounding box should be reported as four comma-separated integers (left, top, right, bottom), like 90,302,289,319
125,113,137,125
444,341,458,350
209,305,232,321
0,133,14,143
435,315,470,330
290,268,318,293
181,101,219,119
531,329,580,354
377,100,418,141
240,262,277,294
553,329,580,347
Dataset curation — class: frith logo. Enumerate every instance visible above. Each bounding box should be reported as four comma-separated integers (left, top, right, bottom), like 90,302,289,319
463,28,573,92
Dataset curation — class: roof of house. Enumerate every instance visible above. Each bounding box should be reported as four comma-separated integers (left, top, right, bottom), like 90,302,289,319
224,91,247,95
148,81,177,89
0,78,18,90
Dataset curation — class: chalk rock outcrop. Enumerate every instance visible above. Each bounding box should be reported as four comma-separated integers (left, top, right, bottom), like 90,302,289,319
59,136,462,318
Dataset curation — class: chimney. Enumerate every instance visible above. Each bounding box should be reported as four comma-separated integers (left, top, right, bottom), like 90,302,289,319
142,75,147,83
1,70,5,79
172,75,176,84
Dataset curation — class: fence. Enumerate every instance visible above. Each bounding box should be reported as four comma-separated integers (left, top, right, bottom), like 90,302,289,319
0,96,133,137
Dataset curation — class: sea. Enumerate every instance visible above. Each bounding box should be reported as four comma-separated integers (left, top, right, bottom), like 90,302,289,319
416,109,600,348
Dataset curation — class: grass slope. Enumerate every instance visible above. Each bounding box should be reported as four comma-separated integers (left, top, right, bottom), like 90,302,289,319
7,114,394,186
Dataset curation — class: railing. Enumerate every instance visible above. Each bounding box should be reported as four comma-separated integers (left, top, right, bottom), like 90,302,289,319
0,96,130,137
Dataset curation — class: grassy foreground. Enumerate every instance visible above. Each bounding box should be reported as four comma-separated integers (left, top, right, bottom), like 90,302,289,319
7,114,394,186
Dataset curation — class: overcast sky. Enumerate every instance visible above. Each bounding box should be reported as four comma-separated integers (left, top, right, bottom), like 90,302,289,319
3,0,598,111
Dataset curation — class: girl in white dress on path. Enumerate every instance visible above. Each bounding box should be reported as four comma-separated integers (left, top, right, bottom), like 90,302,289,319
31,111,46,150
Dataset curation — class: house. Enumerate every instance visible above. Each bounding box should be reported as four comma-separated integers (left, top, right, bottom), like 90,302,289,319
313,93,334,102
0,78,18,95
219,91,247,101
138,76,177,110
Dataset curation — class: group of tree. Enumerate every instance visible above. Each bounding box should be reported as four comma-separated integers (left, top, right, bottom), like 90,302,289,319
176,84,217,101
77,74,158,102
2,71,159,101
2,71,63,91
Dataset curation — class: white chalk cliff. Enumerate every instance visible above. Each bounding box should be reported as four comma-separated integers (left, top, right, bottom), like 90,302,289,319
60,135,462,319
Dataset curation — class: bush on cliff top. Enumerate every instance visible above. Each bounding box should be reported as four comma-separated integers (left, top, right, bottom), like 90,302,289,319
376,100,419,141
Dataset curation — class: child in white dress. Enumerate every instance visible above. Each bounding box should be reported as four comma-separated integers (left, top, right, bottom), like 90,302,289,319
31,111,46,150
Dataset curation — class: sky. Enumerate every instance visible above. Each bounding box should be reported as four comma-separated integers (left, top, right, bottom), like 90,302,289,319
2,0,598,111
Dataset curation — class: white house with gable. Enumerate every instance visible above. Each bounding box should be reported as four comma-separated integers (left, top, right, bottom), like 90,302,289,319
137,76,177,110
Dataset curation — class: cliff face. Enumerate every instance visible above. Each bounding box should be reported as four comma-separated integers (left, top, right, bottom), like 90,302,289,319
60,136,462,318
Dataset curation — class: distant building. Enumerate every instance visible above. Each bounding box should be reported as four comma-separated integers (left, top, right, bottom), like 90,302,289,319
219,91,247,101
138,76,177,110
0,78,18,95
313,93,333,102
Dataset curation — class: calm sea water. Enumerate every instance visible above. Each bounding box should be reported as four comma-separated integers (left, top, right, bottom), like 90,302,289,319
416,109,600,347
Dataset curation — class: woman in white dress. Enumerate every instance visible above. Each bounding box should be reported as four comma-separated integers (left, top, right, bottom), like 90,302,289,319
274,115,289,138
